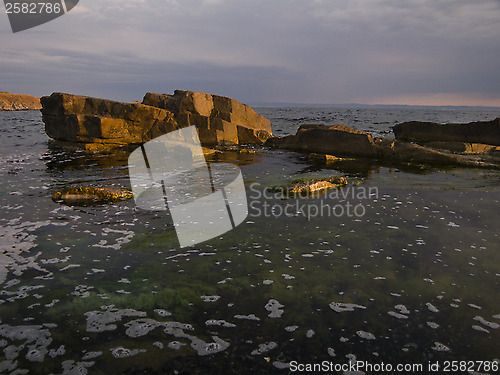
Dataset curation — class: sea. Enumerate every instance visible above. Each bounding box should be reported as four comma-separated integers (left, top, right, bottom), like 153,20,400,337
1,107,500,374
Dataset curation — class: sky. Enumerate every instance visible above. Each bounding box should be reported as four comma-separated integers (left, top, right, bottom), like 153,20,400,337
1,0,500,107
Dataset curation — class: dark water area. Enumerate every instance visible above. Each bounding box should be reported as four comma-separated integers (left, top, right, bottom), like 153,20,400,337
1,109,499,374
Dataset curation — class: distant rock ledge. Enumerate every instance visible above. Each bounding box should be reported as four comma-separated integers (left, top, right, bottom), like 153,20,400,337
0,92,41,111
267,121,500,169
41,90,272,149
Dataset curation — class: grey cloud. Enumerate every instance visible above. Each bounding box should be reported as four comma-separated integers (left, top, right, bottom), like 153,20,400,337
1,0,499,105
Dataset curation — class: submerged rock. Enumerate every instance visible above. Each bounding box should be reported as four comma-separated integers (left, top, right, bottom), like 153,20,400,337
52,187,133,205
0,92,41,111
269,176,348,196
41,90,272,149
393,118,500,146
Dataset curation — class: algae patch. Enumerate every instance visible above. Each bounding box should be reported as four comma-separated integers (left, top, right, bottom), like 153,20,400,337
52,187,133,206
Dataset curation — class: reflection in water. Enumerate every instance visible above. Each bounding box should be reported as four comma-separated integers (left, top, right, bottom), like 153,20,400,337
1,110,499,374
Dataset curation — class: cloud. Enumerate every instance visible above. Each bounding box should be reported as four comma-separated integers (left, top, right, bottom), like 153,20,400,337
1,0,499,105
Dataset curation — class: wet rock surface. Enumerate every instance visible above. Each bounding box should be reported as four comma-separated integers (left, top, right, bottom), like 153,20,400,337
393,118,500,146
52,187,133,206
268,123,500,169
41,90,272,149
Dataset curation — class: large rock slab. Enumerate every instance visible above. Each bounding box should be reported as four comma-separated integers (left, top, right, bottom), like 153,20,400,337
0,92,41,111
266,124,379,157
142,90,272,145
41,93,181,146
41,91,272,148
393,118,500,146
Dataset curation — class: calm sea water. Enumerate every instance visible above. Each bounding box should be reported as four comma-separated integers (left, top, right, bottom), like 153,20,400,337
1,108,499,374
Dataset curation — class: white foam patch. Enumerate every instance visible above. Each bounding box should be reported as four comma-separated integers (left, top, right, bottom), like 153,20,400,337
426,303,439,313
125,319,161,338
0,323,53,363
0,221,55,285
327,347,336,357
356,330,376,340
388,311,409,320
251,341,277,355
85,306,146,333
205,319,236,328
472,325,490,333
473,316,500,329
234,314,260,321
92,229,135,250
81,351,102,360
432,342,451,352
61,360,95,375
329,302,367,313
201,295,220,302
273,361,290,369
110,346,146,358
265,299,284,318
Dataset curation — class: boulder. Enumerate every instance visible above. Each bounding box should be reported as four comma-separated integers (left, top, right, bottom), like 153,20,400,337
52,187,133,206
0,92,41,111
266,124,378,157
142,90,272,145
41,93,181,146
268,176,348,197
41,91,272,148
393,118,500,146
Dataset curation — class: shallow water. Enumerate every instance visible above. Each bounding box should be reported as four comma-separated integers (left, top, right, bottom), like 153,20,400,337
0,110,499,374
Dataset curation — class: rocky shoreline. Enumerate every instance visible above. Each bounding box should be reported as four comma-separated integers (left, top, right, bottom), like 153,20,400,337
41,90,272,151
0,92,41,111
38,90,499,169
268,122,500,169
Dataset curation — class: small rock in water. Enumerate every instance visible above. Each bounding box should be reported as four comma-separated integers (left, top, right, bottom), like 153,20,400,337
52,187,133,206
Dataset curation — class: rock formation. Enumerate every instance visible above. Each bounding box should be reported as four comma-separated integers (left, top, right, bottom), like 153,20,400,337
142,90,272,145
393,118,500,146
268,177,348,197
266,124,378,157
267,123,499,169
0,92,41,111
52,187,133,206
41,90,272,149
